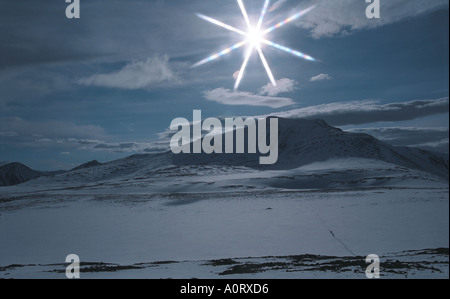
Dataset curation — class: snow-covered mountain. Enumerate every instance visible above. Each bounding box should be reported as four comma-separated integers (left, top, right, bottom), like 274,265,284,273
0,118,448,189
173,118,449,179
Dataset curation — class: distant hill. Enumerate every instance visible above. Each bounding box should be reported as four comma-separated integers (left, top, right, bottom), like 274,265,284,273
0,163,42,186
71,160,102,171
0,160,100,187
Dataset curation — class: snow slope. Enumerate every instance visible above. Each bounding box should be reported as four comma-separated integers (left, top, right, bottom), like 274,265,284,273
1,188,448,278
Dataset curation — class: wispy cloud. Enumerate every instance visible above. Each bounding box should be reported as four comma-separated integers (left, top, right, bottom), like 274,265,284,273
346,126,449,153
204,87,295,109
411,138,449,153
70,139,168,154
0,117,106,141
260,78,297,97
310,73,333,82
295,0,449,38
268,97,449,126
0,132,18,137
79,55,178,90
269,0,287,12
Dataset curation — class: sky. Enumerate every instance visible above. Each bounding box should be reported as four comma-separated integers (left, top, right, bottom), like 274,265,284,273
0,0,449,170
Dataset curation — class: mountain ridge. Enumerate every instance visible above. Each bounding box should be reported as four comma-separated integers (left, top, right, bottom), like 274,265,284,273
1,118,448,187
173,118,449,179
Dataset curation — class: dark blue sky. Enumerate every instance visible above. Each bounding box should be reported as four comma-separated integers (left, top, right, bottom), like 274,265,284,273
0,0,448,170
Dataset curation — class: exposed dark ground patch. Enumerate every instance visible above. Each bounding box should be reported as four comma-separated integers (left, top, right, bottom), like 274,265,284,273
2,248,445,279
216,249,449,277
204,258,239,267
45,262,145,274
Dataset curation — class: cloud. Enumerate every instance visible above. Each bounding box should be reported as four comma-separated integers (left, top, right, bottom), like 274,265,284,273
268,97,449,126
294,0,449,38
259,78,297,96
0,117,106,141
70,139,167,154
346,127,449,153
310,73,333,82
79,55,178,90
204,87,295,109
0,1,207,70
269,0,287,12
0,132,18,137
0,116,169,154
411,138,449,153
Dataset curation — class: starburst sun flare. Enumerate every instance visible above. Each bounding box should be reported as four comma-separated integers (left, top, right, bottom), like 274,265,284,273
193,0,316,90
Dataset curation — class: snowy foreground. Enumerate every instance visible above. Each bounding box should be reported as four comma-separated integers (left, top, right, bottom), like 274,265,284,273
1,161,448,279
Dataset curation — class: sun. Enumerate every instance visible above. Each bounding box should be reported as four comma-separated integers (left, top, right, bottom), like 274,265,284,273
193,0,316,90
247,28,263,48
